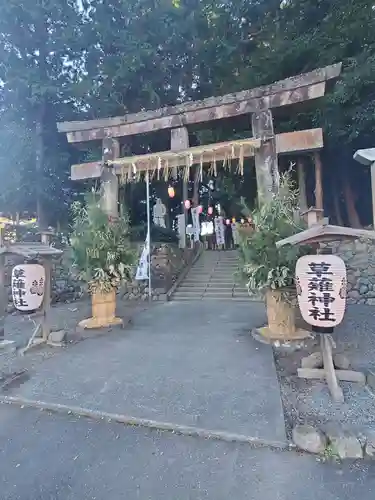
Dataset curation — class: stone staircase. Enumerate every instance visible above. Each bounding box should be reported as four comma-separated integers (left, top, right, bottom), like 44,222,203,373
172,250,260,302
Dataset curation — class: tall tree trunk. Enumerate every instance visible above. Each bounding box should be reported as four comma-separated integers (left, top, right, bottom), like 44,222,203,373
297,158,307,211
333,188,344,226
332,178,344,226
35,102,47,229
343,172,361,228
313,152,323,211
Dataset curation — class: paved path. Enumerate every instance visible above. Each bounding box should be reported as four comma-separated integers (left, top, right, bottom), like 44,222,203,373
2,301,286,446
0,405,374,500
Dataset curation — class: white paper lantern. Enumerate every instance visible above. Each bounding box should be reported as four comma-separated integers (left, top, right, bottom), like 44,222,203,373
12,264,45,311
295,255,347,328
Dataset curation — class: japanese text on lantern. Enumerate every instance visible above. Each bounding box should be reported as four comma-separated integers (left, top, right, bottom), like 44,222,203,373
295,255,347,328
307,261,335,323
12,268,28,309
12,264,46,312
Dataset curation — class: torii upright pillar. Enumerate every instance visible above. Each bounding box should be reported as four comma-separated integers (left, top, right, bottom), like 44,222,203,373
251,110,278,203
101,137,120,218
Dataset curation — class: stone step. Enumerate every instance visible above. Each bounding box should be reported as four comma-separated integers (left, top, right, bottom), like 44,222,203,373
211,268,237,272
172,251,246,302
208,275,237,280
206,284,234,290
188,269,215,274
216,263,239,266
184,280,234,287
184,275,212,280
175,288,205,294
203,291,233,298
200,296,249,302
190,271,237,276
173,292,203,300
184,282,211,286
172,295,258,302
214,270,238,274
172,296,203,301
213,271,238,274
209,275,236,280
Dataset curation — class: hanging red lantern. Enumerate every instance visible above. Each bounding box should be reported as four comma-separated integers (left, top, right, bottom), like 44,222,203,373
198,205,203,214
208,206,213,215
168,186,175,198
184,199,191,210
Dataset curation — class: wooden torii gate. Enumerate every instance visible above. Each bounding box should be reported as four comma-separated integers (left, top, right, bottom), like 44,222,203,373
57,63,342,218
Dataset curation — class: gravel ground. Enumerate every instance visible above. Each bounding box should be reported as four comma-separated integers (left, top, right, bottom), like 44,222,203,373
0,298,156,381
273,305,375,438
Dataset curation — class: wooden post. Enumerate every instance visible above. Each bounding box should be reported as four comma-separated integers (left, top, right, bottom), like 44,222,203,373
370,163,375,229
321,335,344,403
297,158,308,211
171,127,190,230
0,227,5,341
40,231,52,342
101,138,120,218
313,151,323,212
251,110,278,204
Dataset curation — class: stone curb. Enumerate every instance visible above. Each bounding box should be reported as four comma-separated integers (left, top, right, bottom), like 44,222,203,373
366,370,375,394
0,395,289,451
292,423,375,460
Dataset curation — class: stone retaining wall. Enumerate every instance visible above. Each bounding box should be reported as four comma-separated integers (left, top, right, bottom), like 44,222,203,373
5,242,192,311
323,239,375,305
122,243,195,301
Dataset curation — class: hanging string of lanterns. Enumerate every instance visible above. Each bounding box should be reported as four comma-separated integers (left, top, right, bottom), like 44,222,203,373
177,192,252,224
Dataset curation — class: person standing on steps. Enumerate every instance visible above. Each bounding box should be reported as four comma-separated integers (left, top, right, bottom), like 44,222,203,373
224,219,234,250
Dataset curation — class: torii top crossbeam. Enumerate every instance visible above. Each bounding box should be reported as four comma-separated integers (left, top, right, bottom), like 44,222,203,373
58,63,341,144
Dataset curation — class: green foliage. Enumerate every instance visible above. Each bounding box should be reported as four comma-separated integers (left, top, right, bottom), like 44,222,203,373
0,0,85,223
239,176,311,292
70,194,137,294
1,0,375,226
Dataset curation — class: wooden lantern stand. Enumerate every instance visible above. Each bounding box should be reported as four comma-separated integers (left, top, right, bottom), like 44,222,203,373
276,209,375,402
0,229,63,354
298,328,365,403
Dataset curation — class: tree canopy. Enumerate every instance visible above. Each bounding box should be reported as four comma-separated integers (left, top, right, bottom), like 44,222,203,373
0,0,374,226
